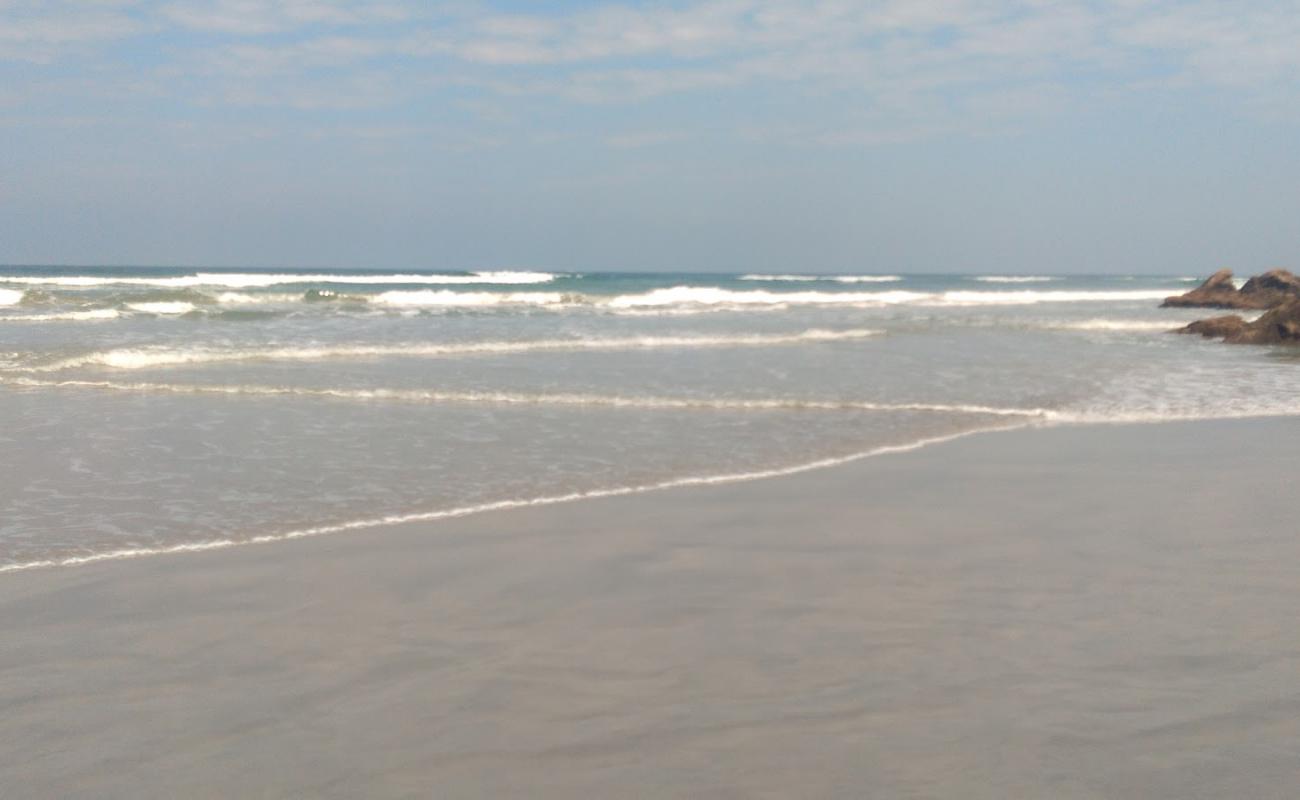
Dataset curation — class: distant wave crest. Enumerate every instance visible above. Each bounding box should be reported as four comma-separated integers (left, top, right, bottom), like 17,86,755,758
0,270,559,289
607,286,1170,308
739,274,902,283
27,329,882,371
0,309,121,322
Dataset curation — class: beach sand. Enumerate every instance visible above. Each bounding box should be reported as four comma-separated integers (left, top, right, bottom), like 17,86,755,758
2,418,1298,798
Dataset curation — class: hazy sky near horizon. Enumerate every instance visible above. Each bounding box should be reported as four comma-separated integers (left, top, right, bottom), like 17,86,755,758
3,1,1300,274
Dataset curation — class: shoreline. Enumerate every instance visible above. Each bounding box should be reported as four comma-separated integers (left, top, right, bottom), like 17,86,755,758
7,411,1300,580
3,416,1299,797
0,417,1033,576
3,411,1299,577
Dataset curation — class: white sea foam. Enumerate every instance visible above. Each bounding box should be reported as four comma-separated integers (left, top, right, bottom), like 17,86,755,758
0,309,121,322
1049,405,1300,424
216,292,298,304
606,286,1170,308
0,288,22,306
30,329,881,371
738,274,902,283
374,290,568,307
5,377,1046,417
928,290,1169,306
0,424,1021,575
1051,319,1178,332
972,276,1057,283
0,271,558,289
608,287,929,307
126,301,197,315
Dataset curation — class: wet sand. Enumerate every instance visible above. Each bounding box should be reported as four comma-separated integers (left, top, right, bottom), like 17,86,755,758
2,418,1298,798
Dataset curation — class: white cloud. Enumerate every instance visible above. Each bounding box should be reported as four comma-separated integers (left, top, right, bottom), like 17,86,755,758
4,0,1300,142
159,0,410,35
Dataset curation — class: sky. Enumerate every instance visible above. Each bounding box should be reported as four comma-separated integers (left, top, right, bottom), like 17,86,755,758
3,0,1300,274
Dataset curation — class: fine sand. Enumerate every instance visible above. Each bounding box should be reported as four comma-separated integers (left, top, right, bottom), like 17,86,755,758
2,419,1299,798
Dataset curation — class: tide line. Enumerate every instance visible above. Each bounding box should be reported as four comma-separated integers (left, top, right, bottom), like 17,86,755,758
0,377,1052,417
0,423,1027,575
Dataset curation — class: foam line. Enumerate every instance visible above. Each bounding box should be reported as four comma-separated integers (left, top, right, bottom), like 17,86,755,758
972,276,1057,283
0,377,1051,417
0,271,558,288
0,423,1025,575
26,329,882,371
0,309,121,322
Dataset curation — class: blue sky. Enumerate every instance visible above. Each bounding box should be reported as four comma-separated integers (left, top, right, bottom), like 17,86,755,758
3,0,1300,273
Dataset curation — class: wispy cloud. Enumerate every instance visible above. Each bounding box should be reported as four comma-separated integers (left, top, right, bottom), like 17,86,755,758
4,1,1300,137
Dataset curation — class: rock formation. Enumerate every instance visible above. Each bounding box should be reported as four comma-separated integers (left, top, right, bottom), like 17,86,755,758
1163,268,1300,310
1171,268,1300,346
1179,315,1249,339
1177,299,1300,345
1163,269,1248,308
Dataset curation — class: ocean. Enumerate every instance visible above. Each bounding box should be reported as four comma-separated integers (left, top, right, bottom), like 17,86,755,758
2,267,1297,572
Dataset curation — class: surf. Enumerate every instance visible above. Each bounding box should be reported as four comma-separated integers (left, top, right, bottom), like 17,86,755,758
24,329,883,371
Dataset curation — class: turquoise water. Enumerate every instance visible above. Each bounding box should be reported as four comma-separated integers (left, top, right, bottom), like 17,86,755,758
2,267,1297,570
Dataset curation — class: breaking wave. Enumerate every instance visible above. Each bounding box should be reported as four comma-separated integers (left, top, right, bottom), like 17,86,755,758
1050,319,1178,332
606,286,1170,308
0,288,23,306
972,276,1057,283
608,287,928,307
126,302,197,315
738,274,902,283
28,329,882,371
0,270,559,288
374,290,569,307
0,309,121,322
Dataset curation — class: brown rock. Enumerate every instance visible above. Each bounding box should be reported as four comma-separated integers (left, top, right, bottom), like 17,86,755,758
1163,268,1300,310
1238,269,1300,307
1162,269,1257,309
1225,299,1300,345
1177,299,1300,346
1177,315,1248,339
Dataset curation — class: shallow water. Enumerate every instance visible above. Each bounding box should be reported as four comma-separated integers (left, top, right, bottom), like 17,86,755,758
1,267,1295,569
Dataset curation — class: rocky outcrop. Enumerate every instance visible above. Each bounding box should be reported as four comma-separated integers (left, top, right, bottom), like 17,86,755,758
1177,300,1300,345
1178,315,1248,339
1162,268,1300,310
1239,269,1300,307
1163,269,1247,308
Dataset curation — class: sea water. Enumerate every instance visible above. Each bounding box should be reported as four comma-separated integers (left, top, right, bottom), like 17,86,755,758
1,267,1296,570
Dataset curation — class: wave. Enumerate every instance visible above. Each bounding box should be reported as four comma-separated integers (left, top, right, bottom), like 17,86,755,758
738,274,902,283
125,302,197,315
217,291,302,304
0,309,121,322
1050,319,1177,332
0,424,1021,575
0,288,22,306
0,270,559,289
608,287,929,307
929,290,1169,306
374,290,569,307
972,276,1057,283
28,329,881,371
606,286,1170,308
4,376,1047,417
